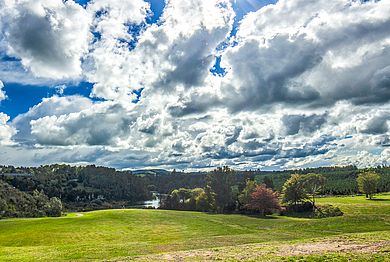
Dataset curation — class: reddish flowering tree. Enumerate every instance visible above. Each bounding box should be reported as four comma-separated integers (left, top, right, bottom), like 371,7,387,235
246,185,281,216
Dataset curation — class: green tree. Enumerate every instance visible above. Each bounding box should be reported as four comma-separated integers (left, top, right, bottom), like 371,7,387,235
162,188,214,211
282,174,308,205
187,188,204,210
0,198,8,214
357,172,380,199
302,173,326,207
238,179,256,210
169,188,192,209
33,189,49,209
195,186,215,212
44,197,63,217
206,166,235,213
262,176,274,190
32,189,50,216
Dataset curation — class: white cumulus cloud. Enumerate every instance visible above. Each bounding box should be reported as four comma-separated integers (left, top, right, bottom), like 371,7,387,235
85,0,235,101
0,0,91,79
0,112,16,145
210,0,390,111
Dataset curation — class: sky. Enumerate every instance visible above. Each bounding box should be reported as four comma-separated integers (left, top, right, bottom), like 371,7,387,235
0,0,389,171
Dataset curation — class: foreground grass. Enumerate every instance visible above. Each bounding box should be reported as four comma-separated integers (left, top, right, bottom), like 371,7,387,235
0,194,389,261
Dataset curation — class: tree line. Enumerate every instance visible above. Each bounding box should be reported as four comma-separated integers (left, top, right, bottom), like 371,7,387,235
0,164,388,218
254,165,390,194
141,165,390,196
160,167,385,217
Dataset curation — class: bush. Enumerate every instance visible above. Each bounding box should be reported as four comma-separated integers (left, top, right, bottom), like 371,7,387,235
314,204,343,218
284,202,314,213
281,203,343,218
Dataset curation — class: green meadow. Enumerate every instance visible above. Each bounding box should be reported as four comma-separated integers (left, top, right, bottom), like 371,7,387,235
1,194,390,261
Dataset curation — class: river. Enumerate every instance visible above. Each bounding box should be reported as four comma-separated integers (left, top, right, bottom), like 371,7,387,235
132,192,162,209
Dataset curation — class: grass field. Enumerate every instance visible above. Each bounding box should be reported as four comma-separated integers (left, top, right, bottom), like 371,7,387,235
1,194,390,261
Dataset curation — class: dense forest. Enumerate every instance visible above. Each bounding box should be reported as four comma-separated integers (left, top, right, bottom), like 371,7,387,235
0,164,152,216
145,165,390,195
1,164,390,218
0,180,62,218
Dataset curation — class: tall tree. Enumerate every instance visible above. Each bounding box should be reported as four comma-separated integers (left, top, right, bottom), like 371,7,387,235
282,174,308,205
357,172,380,199
302,173,326,207
195,186,215,212
206,166,235,213
238,179,257,210
262,176,275,190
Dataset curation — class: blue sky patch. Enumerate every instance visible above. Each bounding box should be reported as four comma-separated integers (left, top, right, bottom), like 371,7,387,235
210,0,277,77
0,82,101,119
145,0,166,24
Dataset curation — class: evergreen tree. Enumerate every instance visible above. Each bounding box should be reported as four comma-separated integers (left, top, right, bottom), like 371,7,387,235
206,166,235,213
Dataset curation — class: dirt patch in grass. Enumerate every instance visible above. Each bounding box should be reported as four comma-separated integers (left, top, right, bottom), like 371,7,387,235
280,240,390,256
124,239,390,261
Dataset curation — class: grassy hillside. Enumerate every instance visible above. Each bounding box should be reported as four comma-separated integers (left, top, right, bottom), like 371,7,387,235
1,194,390,261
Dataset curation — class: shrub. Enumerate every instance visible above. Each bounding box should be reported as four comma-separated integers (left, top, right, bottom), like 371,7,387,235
314,204,343,218
284,202,314,213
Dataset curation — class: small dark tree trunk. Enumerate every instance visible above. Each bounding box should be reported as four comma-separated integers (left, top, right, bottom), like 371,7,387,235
312,194,315,209
366,193,368,198
261,209,265,217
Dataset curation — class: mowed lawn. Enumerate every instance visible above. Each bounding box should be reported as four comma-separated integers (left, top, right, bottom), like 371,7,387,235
1,194,390,261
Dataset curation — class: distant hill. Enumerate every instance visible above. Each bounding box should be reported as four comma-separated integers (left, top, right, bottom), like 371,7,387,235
131,169,171,176
0,164,153,213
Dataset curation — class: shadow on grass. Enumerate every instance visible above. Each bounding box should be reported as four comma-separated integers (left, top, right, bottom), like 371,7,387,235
368,198,390,202
243,214,280,220
281,212,315,219
205,212,280,219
